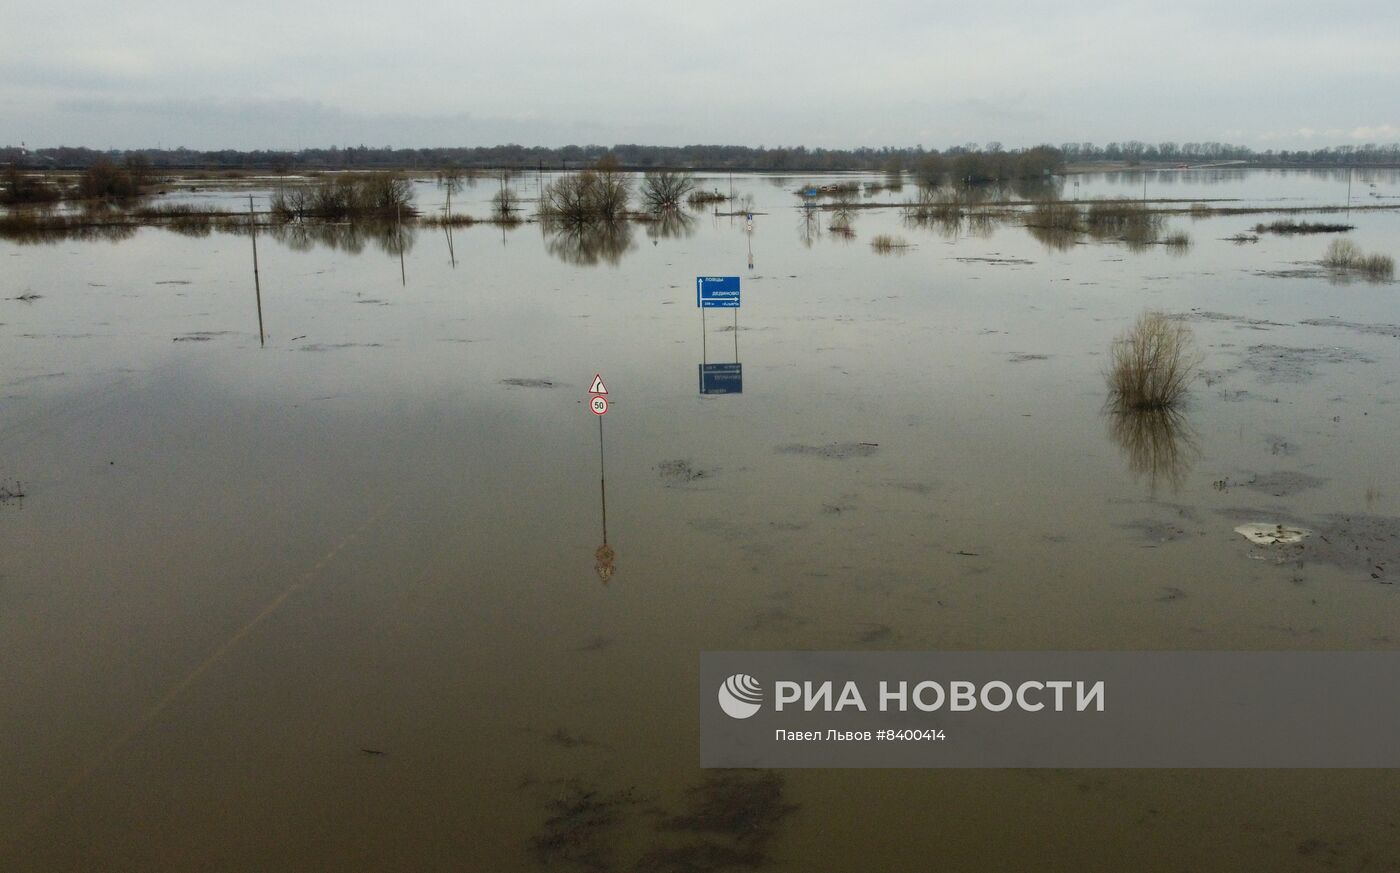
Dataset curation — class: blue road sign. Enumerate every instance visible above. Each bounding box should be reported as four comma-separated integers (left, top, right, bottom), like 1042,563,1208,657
699,363,743,395
697,276,740,308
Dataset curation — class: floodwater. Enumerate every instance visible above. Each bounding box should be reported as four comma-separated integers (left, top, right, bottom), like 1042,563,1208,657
3,169,1400,871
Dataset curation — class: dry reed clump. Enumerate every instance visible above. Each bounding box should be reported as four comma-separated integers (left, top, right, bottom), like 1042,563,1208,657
1361,253,1396,280
1160,231,1191,250
869,234,911,253
1027,199,1080,232
1323,239,1363,268
687,189,727,206
1084,199,1163,236
1323,239,1395,279
1107,312,1201,410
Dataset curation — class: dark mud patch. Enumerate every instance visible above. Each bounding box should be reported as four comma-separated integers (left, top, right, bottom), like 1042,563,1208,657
746,606,807,632
544,728,602,749
10,293,43,302
640,771,798,873
298,342,384,352
1118,517,1204,544
657,460,713,484
955,256,1035,265
500,377,555,388
1252,266,1330,280
532,781,641,871
853,623,895,644
777,442,879,460
883,479,937,495
1300,317,1400,339
1238,471,1327,497
173,331,234,342
1241,345,1374,384
1176,311,1288,330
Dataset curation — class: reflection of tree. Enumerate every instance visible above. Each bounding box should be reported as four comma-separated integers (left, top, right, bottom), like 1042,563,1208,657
374,220,416,257
262,220,415,257
543,219,634,266
1026,224,1078,252
1106,402,1199,495
644,208,696,240
798,208,820,248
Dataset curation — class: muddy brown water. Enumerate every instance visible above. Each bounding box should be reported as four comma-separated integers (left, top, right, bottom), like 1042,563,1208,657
3,169,1400,871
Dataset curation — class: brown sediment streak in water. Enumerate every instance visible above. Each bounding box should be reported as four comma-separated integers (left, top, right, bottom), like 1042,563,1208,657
20,497,399,838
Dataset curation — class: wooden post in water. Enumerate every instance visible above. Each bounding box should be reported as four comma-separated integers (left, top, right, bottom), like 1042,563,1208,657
397,203,406,286
444,186,456,268
249,195,264,347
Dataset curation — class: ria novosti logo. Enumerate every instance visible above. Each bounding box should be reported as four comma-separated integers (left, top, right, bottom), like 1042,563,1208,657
717,674,763,719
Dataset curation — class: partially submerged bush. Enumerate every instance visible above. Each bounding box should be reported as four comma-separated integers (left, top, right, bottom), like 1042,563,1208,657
1027,199,1080,232
902,187,963,223
492,186,520,221
541,159,631,222
1360,253,1395,280
1107,311,1200,410
1085,199,1161,235
687,189,727,206
640,171,696,210
269,172,413,221
1161,231,1191,250
2,165,61,205
1321,240,1392,279
77,157,146,199
1322,238,1363,268
870,233,911,253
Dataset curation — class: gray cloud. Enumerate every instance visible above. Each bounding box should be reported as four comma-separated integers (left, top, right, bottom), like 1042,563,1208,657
5,0,1399,149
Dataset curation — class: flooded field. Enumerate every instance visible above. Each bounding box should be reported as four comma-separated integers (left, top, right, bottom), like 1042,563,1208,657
4,168,1400,871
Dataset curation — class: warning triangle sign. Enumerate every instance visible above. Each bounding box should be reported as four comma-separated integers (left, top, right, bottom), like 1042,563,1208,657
588,374,608,395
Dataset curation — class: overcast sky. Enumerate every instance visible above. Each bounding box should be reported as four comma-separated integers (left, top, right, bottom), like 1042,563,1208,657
4,0,1397,151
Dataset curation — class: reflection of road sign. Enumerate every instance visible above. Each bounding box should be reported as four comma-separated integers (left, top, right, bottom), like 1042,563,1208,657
697,276,740,308
589,374,608,395
699,363,743,395
590,396,609,415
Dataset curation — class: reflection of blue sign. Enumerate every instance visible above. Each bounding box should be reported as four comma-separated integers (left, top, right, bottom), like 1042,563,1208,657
699,363,743,394
697,276,740,308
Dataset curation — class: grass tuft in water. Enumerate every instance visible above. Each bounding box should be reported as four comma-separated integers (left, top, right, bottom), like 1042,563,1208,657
1107,312,1200,411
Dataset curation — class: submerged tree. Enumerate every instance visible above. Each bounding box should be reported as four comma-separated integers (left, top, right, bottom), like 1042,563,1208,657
640,171,696,210
541,156,632,223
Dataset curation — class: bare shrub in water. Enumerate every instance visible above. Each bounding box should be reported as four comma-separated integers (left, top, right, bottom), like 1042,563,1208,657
1108,312,1200,410
1360,253,1395,280
640,171,696,210
541,157,632,223
1323,238,1363,268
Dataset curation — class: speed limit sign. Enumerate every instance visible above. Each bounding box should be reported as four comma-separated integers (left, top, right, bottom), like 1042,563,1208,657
590,396,609,415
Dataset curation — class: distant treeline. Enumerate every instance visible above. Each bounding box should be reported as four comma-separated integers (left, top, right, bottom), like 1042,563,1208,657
3,140,1399,174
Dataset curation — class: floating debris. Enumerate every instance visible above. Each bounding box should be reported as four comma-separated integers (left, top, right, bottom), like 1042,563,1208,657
1235,523,1311,545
